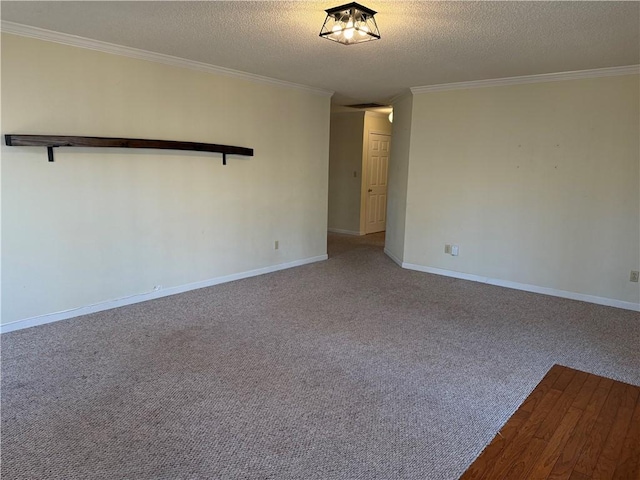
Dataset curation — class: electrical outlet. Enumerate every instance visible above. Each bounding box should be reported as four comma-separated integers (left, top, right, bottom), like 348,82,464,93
444,244,451,254
631,271,639,283
274,240,279,250
451,245,459,256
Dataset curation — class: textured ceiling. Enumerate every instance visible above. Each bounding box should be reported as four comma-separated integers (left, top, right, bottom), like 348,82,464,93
1,1,638,105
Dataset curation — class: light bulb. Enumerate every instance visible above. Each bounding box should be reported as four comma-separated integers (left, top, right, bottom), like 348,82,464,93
344,28,355,39
332,24,341,35
358,23,369,36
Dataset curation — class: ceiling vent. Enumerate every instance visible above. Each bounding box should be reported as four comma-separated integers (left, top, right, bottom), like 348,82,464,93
346,103,386,109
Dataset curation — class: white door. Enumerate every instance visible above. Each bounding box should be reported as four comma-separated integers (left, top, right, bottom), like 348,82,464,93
365,133,390,234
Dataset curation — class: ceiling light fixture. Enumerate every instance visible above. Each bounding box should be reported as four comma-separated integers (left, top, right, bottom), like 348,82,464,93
319,2,381,45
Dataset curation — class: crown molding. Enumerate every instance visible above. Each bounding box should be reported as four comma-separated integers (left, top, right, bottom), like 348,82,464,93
388,89,413,105
410,65,640,94
0,21,334,98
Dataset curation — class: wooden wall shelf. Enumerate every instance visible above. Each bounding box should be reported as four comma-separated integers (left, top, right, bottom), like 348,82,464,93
4,135,254,165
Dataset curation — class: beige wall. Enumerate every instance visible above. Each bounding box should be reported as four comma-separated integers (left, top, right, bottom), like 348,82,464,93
1,34,331,325
328,111,364,234
384,94,413,263
403,75,640,306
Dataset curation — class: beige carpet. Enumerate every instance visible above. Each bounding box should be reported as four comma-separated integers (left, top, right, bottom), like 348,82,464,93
2,233,639,479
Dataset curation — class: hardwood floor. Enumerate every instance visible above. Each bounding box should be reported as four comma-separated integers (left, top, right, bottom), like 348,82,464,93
461,365,640,480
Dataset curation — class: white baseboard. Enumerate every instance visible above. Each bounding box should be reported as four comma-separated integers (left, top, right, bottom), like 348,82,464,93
328,228,363,236
383,248,403,267
402,263,640,312
0,255,328,334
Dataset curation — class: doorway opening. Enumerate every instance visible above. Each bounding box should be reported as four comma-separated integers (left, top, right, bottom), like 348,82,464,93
326,107,392,254
327,230,385,258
